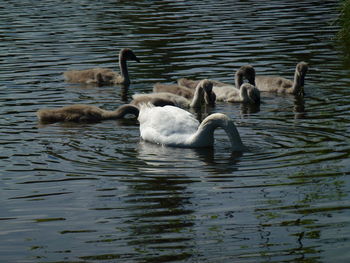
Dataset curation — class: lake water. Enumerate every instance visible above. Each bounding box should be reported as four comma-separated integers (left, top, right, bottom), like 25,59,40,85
1,0,350,262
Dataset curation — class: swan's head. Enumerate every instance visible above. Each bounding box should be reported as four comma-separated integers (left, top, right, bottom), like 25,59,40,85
235,65,256,87
240,83,260,104
200,79,216,106
296,62,308,77
247,85,261,104
295,62,308,94
204,91,216,107
120,48,141,63
241,65,256,85
199,79,213,93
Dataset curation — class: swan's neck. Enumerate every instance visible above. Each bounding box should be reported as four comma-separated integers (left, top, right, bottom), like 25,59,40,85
235,71,244,89
102,104,139,119
119,53,130,84
291,70,305,95
239,86,249,102
191,113,245,151
189,84,204,108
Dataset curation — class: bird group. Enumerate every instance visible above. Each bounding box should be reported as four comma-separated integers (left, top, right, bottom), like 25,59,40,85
37,48,309,151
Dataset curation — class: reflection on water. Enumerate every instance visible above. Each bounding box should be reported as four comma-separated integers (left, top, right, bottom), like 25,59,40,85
1,0,350,262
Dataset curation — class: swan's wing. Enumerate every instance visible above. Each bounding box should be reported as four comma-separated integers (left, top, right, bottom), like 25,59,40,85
138,105,199,146
177,78,199,89
63,68,117,84
213,86,241,102
178,78,228,89
210,80,231,87
132,93,189,108
153,83,194,99
255,75,293,92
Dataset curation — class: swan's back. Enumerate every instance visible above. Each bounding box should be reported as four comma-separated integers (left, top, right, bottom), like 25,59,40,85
255,62,308,94
177,78,200,89
132,92,189,108
178,78,225,89
153,83,194,99
37,104,104,123
213,85,240,101
64,68,117,84
255,75,293,92
138,105,199,146
63,48,140,85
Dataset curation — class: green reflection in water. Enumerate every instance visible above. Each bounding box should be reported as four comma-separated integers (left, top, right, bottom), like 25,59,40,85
336,0,350,65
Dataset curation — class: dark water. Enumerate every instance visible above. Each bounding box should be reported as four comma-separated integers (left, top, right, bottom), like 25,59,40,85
1,0,350,262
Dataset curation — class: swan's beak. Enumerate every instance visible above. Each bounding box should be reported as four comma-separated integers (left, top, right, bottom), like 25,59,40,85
134,56,141,63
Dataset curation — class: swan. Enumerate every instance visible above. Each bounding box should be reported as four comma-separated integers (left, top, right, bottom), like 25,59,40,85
178,65,256,90
254,62,308,95
131,79,216,109
215,83,261,103
138,104,245,151
153,83,194,100
177,65,260,104
63,48,140,86
37,104,139,123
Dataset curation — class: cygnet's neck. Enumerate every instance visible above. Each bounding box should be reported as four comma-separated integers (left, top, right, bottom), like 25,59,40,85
119,52,130,84
239,85,250,103
189,83,205,108
291,69,305,95
102,104,139,119
235,71,244,89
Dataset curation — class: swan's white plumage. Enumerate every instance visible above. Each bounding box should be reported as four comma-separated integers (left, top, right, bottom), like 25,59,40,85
138,105,199,146
138,104,245,150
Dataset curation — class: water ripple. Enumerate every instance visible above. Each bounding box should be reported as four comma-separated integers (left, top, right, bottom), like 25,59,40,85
1,0,350,262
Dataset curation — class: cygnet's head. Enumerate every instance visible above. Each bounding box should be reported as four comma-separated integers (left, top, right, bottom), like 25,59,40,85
199,79,213,93
241,65,256,85
120,48,141,62
200,79,216,106
241,83,260,104
247,85,260,104
296,62,308,76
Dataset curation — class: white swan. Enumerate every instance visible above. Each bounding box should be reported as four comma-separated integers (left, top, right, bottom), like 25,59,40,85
138,104,245,150
37,104,139,123
177,65,260,104
63,48,140,86
255,62,308,95
132,79,215,109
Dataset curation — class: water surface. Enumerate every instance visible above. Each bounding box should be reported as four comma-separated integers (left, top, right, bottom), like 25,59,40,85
1,0,350,262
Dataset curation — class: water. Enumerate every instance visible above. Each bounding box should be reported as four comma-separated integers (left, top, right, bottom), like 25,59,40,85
1,0,350,262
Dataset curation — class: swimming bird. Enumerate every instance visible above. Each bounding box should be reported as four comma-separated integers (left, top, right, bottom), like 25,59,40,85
254,62,308,95
138,104,245,151
153,83,194,99
63,48,140,86
177,65,260,104
178,65,256,90
215,83,260,103
131,79,216,109
37,104,139,123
